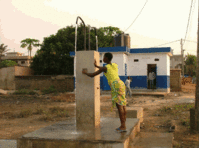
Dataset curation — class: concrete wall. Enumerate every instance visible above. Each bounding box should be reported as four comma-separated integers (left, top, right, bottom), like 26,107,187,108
170,55,182,69
170,69,181,91
0,66,33,90
15,66,34,76
0,67,15,90
15,75,74,92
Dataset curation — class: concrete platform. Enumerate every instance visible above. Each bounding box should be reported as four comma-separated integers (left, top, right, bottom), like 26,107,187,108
116,107,143,123
17,117,140,148
0,139,17,148
131,132,173,148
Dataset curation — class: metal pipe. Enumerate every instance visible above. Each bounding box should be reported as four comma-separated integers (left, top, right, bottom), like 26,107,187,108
76,16,86,51
88,25,90,50
91,27,98,51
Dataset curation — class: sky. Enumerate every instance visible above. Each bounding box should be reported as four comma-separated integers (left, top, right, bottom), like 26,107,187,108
0,0,198,56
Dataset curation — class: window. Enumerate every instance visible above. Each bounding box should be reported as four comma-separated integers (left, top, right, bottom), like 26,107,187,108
21,61,25,64
154,58,159,61
134,59,139,62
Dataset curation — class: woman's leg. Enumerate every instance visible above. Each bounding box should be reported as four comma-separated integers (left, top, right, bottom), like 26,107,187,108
123,106,126,122
116,103,126,130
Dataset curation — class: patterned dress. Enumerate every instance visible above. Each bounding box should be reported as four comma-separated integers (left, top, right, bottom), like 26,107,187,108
104,63,127,111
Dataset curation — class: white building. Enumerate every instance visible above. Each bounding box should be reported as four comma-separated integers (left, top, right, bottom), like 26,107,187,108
1,52,32,67
70,46,172,93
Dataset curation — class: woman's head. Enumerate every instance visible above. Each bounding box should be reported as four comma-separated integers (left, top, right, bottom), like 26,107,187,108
103,52,113,63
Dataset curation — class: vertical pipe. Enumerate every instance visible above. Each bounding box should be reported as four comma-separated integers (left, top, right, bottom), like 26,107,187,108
84,26,86,51
75,24,77,53
96,36,98,52
88,25,90,50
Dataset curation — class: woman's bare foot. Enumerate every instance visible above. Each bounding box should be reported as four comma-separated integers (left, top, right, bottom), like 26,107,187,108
119,126,126,130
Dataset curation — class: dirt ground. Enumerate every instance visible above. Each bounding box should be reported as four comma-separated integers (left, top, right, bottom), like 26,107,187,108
0,83,198,148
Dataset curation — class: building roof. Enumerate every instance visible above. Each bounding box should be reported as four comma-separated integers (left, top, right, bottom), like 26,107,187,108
69,47,171,57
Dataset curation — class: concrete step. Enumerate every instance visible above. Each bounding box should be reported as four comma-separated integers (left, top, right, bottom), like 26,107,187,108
130,132,174,148
0,139,17,148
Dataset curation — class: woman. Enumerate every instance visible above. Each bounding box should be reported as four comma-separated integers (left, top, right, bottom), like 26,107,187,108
82,52,127,132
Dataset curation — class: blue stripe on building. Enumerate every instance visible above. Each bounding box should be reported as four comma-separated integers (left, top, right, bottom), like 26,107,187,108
130,47,171,54
130,76,148,89
98,46,128,53
73,75,170,90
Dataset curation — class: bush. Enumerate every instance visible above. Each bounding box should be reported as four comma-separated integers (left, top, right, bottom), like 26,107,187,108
13,89,28,95
28,91,37,95
35,108,44,115
0,60,18,68
18,109,33,118
42,85,57,94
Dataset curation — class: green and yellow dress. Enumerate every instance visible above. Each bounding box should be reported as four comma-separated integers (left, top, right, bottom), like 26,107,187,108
104,63,127,111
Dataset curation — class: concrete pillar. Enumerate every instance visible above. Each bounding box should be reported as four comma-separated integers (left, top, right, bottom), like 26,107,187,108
76,51,100,131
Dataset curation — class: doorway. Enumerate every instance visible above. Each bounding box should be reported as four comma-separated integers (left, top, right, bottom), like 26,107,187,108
147,64,157,89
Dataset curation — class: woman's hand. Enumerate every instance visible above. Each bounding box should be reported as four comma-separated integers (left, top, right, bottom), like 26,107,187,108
82,69,88,75
94,59,97,67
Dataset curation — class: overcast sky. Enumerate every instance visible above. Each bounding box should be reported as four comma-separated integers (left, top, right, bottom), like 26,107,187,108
0,0,198,56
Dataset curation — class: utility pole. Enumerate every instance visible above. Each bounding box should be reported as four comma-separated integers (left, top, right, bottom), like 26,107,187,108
195,0,199,132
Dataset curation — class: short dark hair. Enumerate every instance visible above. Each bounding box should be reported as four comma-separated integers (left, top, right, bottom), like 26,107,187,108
104,52,113,61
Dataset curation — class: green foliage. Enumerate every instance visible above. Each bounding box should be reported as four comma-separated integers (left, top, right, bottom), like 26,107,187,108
185,54,197,76
13,89,28,95
31,25,122,75
0,43,9,57
28,91,37,95
20,38,40,57
42,85,57,94
0,60,18,68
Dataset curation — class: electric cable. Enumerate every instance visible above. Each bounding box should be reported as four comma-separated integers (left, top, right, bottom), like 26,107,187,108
153,39,180,47
183,0,194,46
124,0,148,32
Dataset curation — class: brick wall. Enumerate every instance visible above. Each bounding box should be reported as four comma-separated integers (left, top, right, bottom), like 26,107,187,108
15,75,74,92
170,69,181,91
15,66,34,76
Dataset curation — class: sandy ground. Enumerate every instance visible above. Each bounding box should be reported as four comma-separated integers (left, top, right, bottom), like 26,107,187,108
0,83,198,147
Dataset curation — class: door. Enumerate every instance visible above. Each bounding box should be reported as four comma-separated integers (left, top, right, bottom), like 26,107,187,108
147,64,157,89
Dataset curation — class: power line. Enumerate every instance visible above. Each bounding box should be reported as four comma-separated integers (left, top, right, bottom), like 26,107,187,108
153,39,180,47
124,0,148,32
183,39,197,43
183,0,194,46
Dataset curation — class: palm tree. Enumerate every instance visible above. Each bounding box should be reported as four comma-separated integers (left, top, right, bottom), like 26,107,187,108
20,38,40,57
0,43,9,62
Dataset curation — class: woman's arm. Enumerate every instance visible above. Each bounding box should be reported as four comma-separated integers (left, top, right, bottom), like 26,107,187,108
95,65,104,69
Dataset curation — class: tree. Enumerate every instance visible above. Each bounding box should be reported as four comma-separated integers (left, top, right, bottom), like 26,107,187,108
20,38,40,57
0,43,9,62
31,25,122,75
0,60,18,68
185,54,197,77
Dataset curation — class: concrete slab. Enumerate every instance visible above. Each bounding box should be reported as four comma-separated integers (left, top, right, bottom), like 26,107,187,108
17,118,140,148
132,132,173,148
0,139,17,148
116,107,143,123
